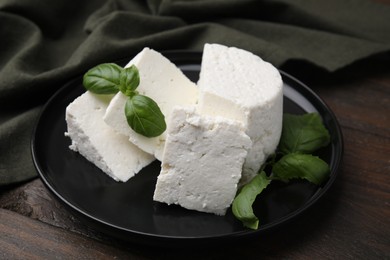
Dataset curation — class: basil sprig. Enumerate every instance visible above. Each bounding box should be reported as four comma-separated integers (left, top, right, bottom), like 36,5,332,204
83,63,166,137
124,94,167,138
233,112,331,229
272,153,330,185
278,113,330,155
232,172,271,229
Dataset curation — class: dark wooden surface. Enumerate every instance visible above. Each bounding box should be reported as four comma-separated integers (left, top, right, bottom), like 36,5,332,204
1,60,390,259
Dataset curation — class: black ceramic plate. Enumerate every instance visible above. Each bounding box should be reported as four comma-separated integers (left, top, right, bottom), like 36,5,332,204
32,51,343,246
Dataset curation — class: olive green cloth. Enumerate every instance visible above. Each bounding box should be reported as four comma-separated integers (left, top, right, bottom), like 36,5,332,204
1,0,390,185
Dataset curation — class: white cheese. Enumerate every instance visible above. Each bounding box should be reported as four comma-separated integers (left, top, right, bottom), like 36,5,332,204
65,91,154,182
153,107,252,216
103,48,198,161
197,43,283,183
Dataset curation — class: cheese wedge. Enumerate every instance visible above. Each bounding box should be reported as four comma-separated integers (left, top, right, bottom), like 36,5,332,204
153,106,251,215
197,43,283,183
65,92,154,182
103,48,198,161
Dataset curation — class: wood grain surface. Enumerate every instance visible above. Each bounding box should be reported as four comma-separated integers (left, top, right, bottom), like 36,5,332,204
1,62,389,259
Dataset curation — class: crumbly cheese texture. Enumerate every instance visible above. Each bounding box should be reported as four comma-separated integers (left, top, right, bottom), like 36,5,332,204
103,48,198,161
153,107,252,215
65,92,154,182
197,43,283,183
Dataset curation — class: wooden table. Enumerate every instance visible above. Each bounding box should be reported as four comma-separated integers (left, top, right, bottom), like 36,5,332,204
1,59,389,259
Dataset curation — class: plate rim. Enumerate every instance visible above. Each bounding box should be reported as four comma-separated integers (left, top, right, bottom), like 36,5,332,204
31,50,343,245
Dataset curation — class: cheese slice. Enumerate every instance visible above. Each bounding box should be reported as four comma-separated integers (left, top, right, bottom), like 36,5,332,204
153,107,252,215
65,91,154,182
103,48,198,161
197,43,283,183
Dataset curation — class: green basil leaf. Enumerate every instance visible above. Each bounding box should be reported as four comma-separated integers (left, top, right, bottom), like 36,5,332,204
272,153,330,185
279,113,330,155
232,171,271,230
125,94,166,138
83,63,122,94
119,65,140,96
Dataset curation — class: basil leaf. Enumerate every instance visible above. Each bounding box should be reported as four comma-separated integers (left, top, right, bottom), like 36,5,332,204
83,63,122,94
272,153,330,185
232,171,271,229
124,94,166,137
119,65,140,96
279,113,330,155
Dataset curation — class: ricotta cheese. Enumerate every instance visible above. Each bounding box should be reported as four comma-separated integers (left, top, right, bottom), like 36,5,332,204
197,43,283,183
153,107,252,215
103,48,198,161
65,91,154,182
